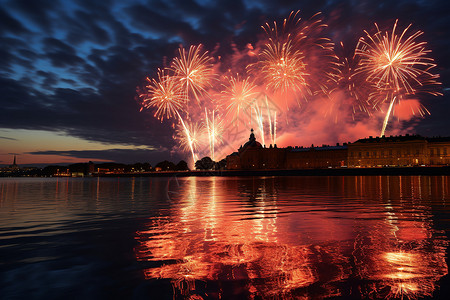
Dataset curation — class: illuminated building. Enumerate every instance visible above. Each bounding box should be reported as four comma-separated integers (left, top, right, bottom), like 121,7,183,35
226,130,450,169
348,135,450,167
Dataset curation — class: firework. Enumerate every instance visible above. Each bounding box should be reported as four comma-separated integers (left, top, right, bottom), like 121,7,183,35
171,44,215,105
248,11,310,103
221,75,259,124
256,39,309,97
176,113,198,165
204,109,225,161
328,41,378,121
264,96,279,146
356,20,441,136
253,102,266,147
140,69,184,122
292,12,340,96
175,121,205,154
273,111,277,145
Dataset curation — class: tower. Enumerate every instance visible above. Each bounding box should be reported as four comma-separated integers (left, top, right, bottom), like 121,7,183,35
9,155,19,170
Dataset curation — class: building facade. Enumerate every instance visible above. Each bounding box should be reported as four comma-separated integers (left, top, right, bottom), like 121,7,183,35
348,135,450,167
226,130,450,170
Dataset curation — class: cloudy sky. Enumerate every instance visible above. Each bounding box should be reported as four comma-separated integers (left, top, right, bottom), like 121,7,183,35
1,0,449,166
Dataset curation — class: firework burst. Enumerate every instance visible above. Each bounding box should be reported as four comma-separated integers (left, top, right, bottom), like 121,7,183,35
171,44,215,105
253,39,309,104
221,75,259,124
327,42,378,121
356,20,441,136
293,12,340,95
140,69,184,122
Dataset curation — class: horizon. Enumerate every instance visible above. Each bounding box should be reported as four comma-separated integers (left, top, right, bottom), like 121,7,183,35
3,131,449,168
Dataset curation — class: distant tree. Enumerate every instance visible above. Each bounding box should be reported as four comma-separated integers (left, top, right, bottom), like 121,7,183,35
142,162,152,171
42,165,67,176
175,160,189,171
195,157,215,170
69,163,89,174
130,162,152,172
96,163,127,170
155,160,176,171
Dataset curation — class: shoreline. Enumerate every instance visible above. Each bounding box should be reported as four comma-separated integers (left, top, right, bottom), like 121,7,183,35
97,166,450,177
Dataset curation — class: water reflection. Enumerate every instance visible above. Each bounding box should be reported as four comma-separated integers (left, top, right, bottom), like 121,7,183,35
135,176,449,299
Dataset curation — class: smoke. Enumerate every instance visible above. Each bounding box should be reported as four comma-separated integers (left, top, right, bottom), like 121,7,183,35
139,11,439,162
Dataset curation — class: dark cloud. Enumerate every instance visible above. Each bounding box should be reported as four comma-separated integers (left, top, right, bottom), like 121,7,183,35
0,136,17,141
64,10,111,46
0,7,29,35
125,4,200,43
27,148,182,165
36,70,59,89
7,0,56,31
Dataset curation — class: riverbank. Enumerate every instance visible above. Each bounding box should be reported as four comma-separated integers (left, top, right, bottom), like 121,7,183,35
97,166,450,177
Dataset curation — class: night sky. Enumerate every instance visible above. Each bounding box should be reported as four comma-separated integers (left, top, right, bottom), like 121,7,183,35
1,0,449,166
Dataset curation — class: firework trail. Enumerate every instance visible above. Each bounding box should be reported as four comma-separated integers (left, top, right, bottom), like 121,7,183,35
204,108,225,161
171,45,215,105
264,95,279,146
175,121,204,154
274,111,277,145
356,20,441,136
139,69,199,164
176,111,197,164
253,102,266,147
265,96,273,145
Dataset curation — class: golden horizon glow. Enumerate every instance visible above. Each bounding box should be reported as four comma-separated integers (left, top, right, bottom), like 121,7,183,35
0,128,157,165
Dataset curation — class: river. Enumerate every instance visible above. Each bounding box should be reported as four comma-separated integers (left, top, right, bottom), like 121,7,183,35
1,176,449,299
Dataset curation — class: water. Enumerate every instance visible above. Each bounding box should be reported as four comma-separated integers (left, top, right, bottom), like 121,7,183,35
1,176,449,299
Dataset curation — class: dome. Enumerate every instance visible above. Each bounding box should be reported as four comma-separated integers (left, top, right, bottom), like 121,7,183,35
242,129,262,149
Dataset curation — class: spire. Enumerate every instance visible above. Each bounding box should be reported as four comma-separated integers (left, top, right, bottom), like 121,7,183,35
13,155,16,166
249,128,255,142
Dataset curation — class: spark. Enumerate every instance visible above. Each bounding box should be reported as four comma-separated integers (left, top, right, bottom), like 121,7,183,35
171,45,215,105
356,20,441,136
250,11,310,102
204,109,225,161
176,112,198,165
328,41,378,122
140,69,184,122
257,39,309,97
221,74,259,124
175,121,205,154
253,102,266,147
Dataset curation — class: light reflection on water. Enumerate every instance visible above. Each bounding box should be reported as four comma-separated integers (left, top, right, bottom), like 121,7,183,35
135,176,449,299
0,176,449,299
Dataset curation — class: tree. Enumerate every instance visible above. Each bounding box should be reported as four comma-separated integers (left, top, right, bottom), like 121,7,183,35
195,157,215,170
175,160,189,171
155,160,176,171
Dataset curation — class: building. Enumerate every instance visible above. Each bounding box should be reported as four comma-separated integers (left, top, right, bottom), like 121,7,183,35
226,130,450,170
227,130,348,170
348,135,428,167
427,137,450,166
348,135,450,167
